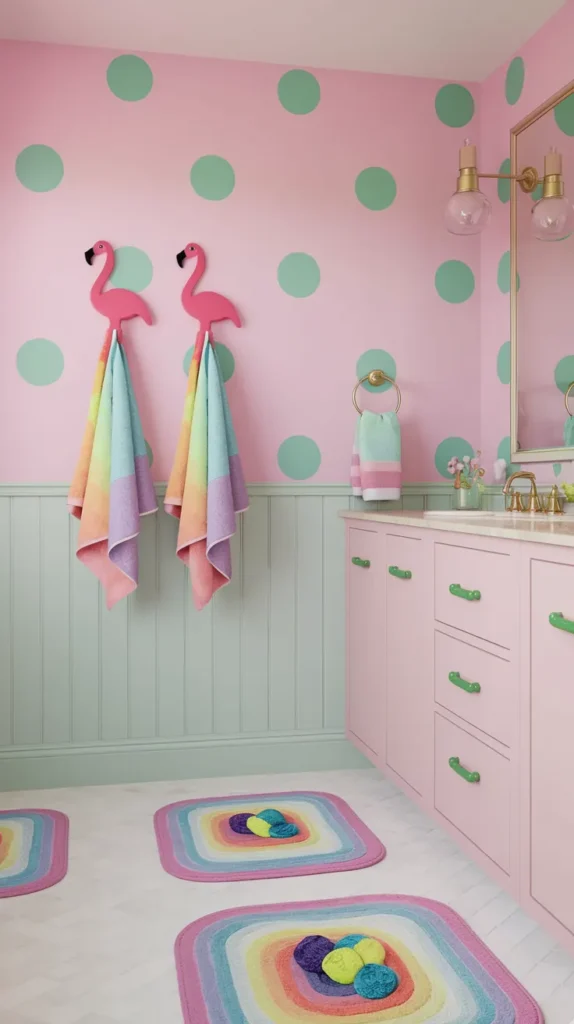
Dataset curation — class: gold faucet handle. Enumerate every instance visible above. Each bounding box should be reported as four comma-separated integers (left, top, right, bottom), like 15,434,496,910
546,484,564,515
507,489,523,513
525,490,543,513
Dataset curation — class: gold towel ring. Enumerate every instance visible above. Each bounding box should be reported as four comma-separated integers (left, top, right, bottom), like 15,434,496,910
352,369,401,415
565,381,574,417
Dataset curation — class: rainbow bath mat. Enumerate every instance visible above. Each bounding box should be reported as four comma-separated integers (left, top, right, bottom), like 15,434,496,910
0,809,68,897
154,791,385,882
175,894,543,1024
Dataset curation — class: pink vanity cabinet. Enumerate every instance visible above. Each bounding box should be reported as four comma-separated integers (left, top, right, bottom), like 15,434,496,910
343,511,574,956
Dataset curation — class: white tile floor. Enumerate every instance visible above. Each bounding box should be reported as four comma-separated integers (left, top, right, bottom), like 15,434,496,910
1,768,574,1023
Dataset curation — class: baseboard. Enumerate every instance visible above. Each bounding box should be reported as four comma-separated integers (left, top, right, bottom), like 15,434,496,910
0,732,369,791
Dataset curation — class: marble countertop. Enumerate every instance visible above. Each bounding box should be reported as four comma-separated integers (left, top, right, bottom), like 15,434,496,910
339,509,574,548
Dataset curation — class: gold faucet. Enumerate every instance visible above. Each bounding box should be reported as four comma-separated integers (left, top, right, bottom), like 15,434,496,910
503,471,543,513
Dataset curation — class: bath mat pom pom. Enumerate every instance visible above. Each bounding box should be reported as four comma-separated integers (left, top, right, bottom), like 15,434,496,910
228,813,254,834
269,822,299,838
293,935,335,973
354,937,386,964
354,963,398,999
334,933,368,949
246,815,272,838
322,947,364,985
256,808,286,826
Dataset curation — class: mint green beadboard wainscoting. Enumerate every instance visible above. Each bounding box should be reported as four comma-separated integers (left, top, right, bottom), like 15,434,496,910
0,482,503,790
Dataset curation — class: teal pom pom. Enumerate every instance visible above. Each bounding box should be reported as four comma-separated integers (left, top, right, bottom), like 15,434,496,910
334,933,368,949
354,964,398,999
257,809,286,826
270,822,299,838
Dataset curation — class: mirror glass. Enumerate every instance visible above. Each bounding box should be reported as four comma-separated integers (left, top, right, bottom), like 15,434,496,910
514,85,574,459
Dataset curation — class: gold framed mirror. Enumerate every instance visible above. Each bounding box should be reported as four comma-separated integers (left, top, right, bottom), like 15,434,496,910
510,78,574,462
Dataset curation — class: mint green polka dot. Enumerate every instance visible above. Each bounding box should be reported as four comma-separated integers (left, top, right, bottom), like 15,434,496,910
183,342,235,382
532,183,543,201
498,159,511,203
505,57,524,105
497,251,519,293
17,338,64,385
109,246,153,292
356,350,397,394
554,355,574,394
554,463,562,478
190,155,235,201
498,436,520,475
278,253,320,297
145,440,153,468
497,341,511,385
435,84,474,127
555,92,574,136
278,70,320,114
277,436,321,479
435,260,475,303
15,145,64,192
106,55,153,101
435,437,474,479
355,167,396,210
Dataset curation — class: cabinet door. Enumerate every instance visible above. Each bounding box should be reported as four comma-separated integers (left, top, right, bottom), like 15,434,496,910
531,558,574,935
385,533,430,796
347,527,384,759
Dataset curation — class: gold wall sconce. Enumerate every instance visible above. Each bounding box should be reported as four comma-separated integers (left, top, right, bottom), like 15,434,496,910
445,139,574,240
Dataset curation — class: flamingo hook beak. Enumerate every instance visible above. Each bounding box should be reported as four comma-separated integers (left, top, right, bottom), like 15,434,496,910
176,250,186,268
84,247,95,265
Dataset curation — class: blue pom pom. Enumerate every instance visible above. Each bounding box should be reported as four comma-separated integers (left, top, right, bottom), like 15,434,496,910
256,808,286,826
270,822,299,838
293,935,335,974
354,964,399,1000
334,933,368,949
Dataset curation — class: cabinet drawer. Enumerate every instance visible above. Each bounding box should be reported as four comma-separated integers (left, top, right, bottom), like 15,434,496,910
434,542,514,648
434,713,510,873
434,631,512,746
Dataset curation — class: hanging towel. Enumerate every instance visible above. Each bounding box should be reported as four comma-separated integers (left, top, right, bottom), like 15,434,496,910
564,416,574,446
68,329,157,608
165,332,248,610
351,410,401,501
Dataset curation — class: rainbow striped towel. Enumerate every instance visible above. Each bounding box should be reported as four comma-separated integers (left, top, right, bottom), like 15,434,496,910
351,409,402,501
165,332,248,610
68,330,157,608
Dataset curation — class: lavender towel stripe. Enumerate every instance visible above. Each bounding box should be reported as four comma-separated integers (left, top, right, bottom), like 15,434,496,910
229,453,248,512
206,475,234,578
109,457,156,581
134,453,158,514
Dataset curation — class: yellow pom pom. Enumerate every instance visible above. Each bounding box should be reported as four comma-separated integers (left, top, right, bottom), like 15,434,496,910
322,947,364,985
246,815,271,838
354,938,385,965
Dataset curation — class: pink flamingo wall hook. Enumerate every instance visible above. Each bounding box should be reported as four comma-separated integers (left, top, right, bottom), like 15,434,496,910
176,243,241,343
85,240,153,338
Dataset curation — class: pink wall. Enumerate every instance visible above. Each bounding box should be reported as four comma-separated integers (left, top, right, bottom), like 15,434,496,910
480,0,574,481
0,40,481,484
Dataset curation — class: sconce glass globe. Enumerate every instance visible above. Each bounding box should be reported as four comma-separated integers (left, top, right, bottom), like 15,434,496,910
531,195,574,240
444,190,491,235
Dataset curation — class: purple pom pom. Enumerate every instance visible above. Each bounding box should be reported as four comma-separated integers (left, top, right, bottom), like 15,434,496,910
229,812,254,834
293,935,335,974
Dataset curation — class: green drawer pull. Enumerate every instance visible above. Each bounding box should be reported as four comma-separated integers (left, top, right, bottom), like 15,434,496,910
449,756,480,783
351,556,370,569
388,565,412,580
448,671,481,694
449,583,481,602
549,612,574,634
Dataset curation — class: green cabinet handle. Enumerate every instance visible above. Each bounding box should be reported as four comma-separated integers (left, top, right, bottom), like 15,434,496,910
448,671,481,694
549,612,574,634
449,583,481,602
388,565,412,580
449,756,480,783
351,556,370,569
